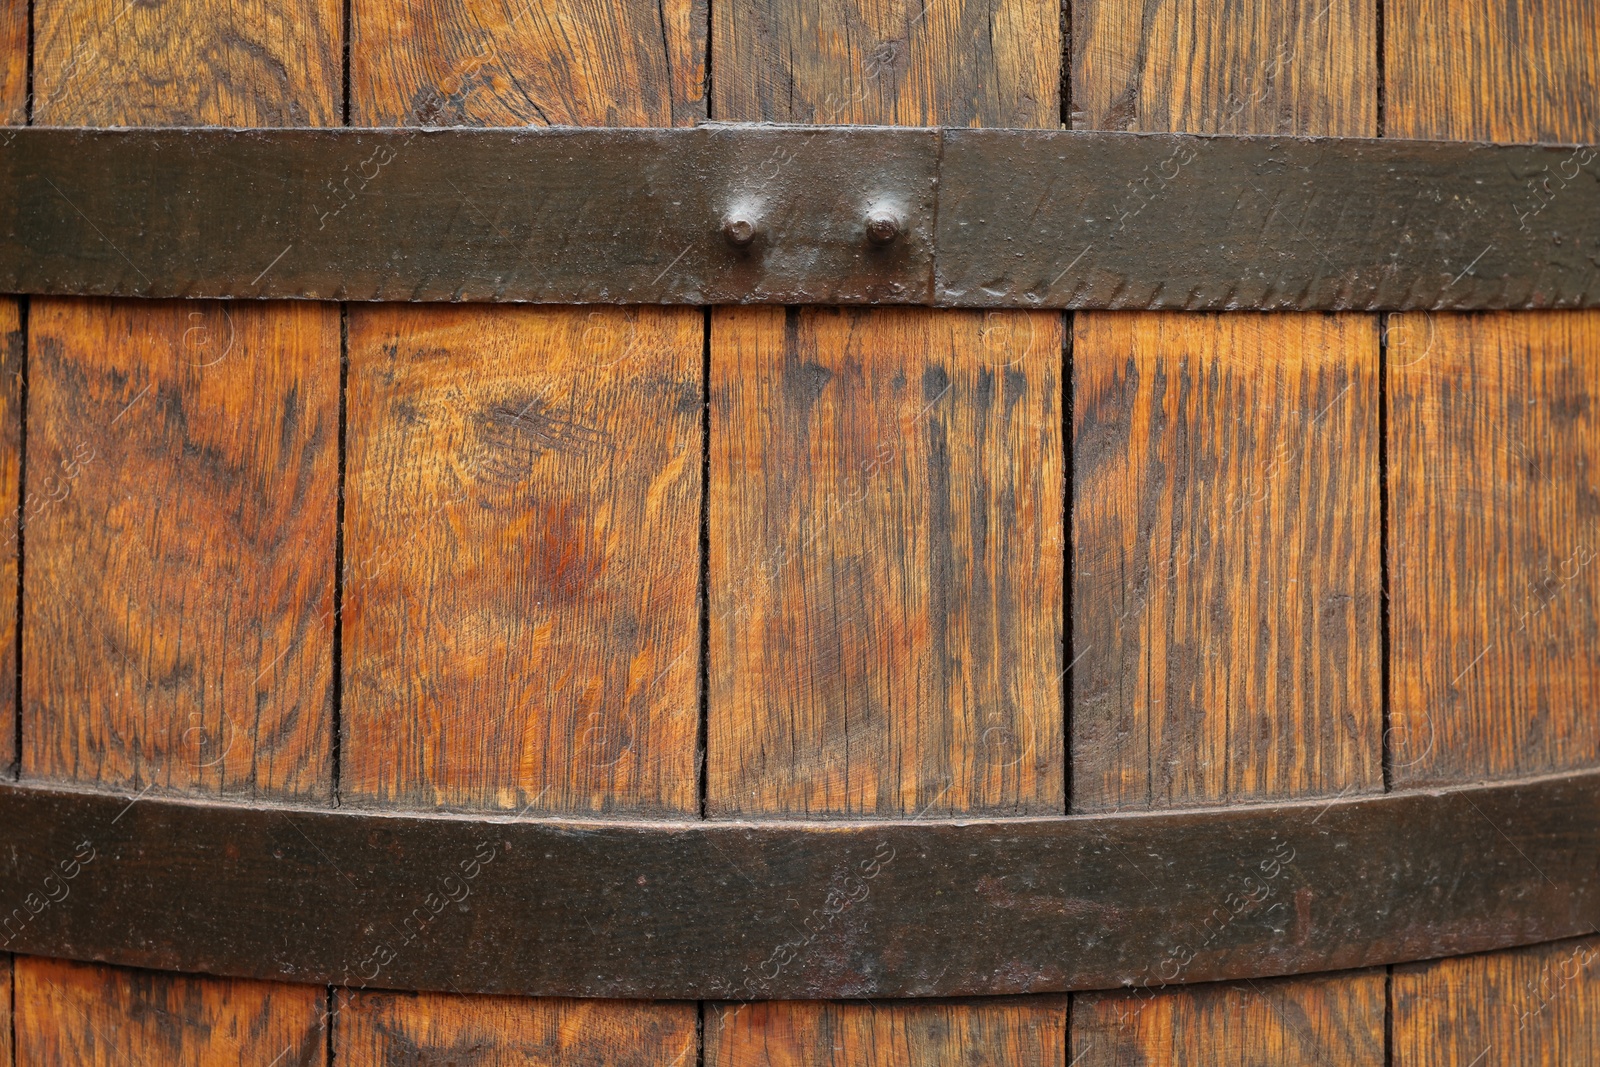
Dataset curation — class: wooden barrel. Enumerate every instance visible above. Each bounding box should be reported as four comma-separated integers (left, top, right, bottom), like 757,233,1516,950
1,0,1597,1062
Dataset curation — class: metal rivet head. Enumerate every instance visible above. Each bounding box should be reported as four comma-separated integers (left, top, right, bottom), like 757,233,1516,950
723,215,757,248
865,209,902,246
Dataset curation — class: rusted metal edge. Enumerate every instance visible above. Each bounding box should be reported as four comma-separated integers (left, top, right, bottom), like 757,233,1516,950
1,770,1595,999
0,126,1595,308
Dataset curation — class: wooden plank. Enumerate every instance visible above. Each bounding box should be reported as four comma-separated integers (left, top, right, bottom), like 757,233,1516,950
706,999,1067,1066
1073,312,1381,809
1393,937,1600,1066
27,0,341,796
342,306,701,812
708,307,1063,816
1385,0,1599,144
353,0,706,127
337,991,696,1065
712,0,1057,126
709,0,1062,824
24,299,338,797
1071,970,1386,1065
346,0,704,820
708,0,1061,1056
1386,0,1600,789
21,0,340,1052
1068,0,1382,1055
1071,0,1376,135
31,0,341,126
1389,12,1600,1058
1388,312,1600,785
0,0,21,125
1,955,9,1067
14,957,323,1066
343,0,703,1059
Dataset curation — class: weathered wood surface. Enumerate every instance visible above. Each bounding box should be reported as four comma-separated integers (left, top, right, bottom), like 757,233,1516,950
343,0,704,1057
713,0,1057,126
1071,0,1376,135
1388,312,1600,785
336,991,698,1066
1068,0,1383,1059
343,306,702,813
1393,937,1600,1067
14,956,324,1067
1386,0,1600,1058
1073,313,1381,810
1072,970,1386,1066
18,0,342,1056
709,307,1063,816
24,299,338,798
31,0,342,126
706,998,1068,1065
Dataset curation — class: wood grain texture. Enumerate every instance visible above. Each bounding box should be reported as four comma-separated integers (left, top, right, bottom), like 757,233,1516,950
23,300,338,798
1072,970,1386,1066
1071,0,1376,136
1388,313,1600,785
1385,0,1600,143
343,306,701,813
13,956,324,1067
1073,313,1381,810
1069,0,1383,1056
1393,937,1600,1067
712,0,1057,125
705,998,1067,1066
336,991,697,1066
1070,0,1381,809
0,301,17,775
344,0,703,1056
1,956,10,1067
31,0,341,126
709,308,1063,817
354,0,706,127
0,0,22,125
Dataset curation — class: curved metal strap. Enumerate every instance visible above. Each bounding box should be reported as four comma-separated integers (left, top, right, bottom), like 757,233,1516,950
1,771,1596,999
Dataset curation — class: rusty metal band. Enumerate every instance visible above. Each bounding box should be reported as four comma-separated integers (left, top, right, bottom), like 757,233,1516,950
1,771,1596,999
1,126,1596,309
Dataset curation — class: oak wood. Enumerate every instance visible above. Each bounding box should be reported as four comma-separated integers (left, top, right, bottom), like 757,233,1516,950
1071,0,1376,135
345,0,705,1057
13,956,324,1067
709,307,1063,816
20,0,342,1054
1385,0,1600,143
1388,313,1600,783
354,0,706,127
1,955,10,1067
1393,937,1600,1067
0,0,21,125
1068,0,1383,1056
0,301,17,774
1072,970,1386,1066
1073,312,1382,809
712,0,1057,126
343,306,702,813
24,299,338,798
705,998,1067,1066
707,0,1065,1055
336,991,697,1067
31,0,341,125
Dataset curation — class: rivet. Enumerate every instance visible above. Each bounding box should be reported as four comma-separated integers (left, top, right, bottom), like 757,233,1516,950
723,215,757,248
865,209,902,246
